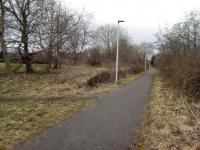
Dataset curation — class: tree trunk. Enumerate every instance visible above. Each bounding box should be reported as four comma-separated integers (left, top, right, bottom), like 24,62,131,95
0,0,12,74
53,52,58,69
73,50,78,65
53,46,59,69
20,6,33,73
24,56,33,72
46,40,53,70
23,36,33,72
58,63,61,69
53,58,58,69
48,63,51,69
53,58,61,69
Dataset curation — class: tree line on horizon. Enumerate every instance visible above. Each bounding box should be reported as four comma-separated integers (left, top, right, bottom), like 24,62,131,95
0,0,152,74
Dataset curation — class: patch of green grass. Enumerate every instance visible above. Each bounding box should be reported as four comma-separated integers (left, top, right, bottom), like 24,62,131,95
0,63,5,72
0,63,46,73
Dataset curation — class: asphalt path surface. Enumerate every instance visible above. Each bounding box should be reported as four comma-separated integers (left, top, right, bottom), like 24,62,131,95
16,69,156,150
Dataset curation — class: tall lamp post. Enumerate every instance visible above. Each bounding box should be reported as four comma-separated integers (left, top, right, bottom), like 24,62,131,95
115,20,124,83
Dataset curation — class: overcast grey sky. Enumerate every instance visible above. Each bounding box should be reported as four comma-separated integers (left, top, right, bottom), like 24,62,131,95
61,0,200,43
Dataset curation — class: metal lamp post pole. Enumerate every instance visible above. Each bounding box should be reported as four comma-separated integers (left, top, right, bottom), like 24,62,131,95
115,20,124,83
144,48,147,72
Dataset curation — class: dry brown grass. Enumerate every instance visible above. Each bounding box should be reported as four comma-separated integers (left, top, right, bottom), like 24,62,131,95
136,76,200,150
0,65,105,98
0,98,92,150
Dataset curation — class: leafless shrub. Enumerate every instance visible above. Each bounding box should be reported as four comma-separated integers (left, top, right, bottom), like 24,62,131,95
128,64,144,74
87,71,111,87
118,69,127,78
87,48,102,66
156,53,200,101
184,73,200,102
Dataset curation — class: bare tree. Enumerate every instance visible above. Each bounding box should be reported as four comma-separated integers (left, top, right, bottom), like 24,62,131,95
5,0,45,72
34,1,92,68
90,24,118,62
89,24,145,68
67,12,91,64
52,4,78,69
156,11,200,55
35,0,58,70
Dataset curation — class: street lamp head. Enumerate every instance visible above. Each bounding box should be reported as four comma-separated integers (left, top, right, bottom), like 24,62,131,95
118,20,125,24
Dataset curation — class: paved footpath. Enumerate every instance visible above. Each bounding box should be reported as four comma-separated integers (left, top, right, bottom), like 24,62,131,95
16,69,156,150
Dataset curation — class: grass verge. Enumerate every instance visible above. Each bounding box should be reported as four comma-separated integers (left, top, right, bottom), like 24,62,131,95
0,99,91,150
0,65,105,97
136,75,200,150
0,63,46,73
